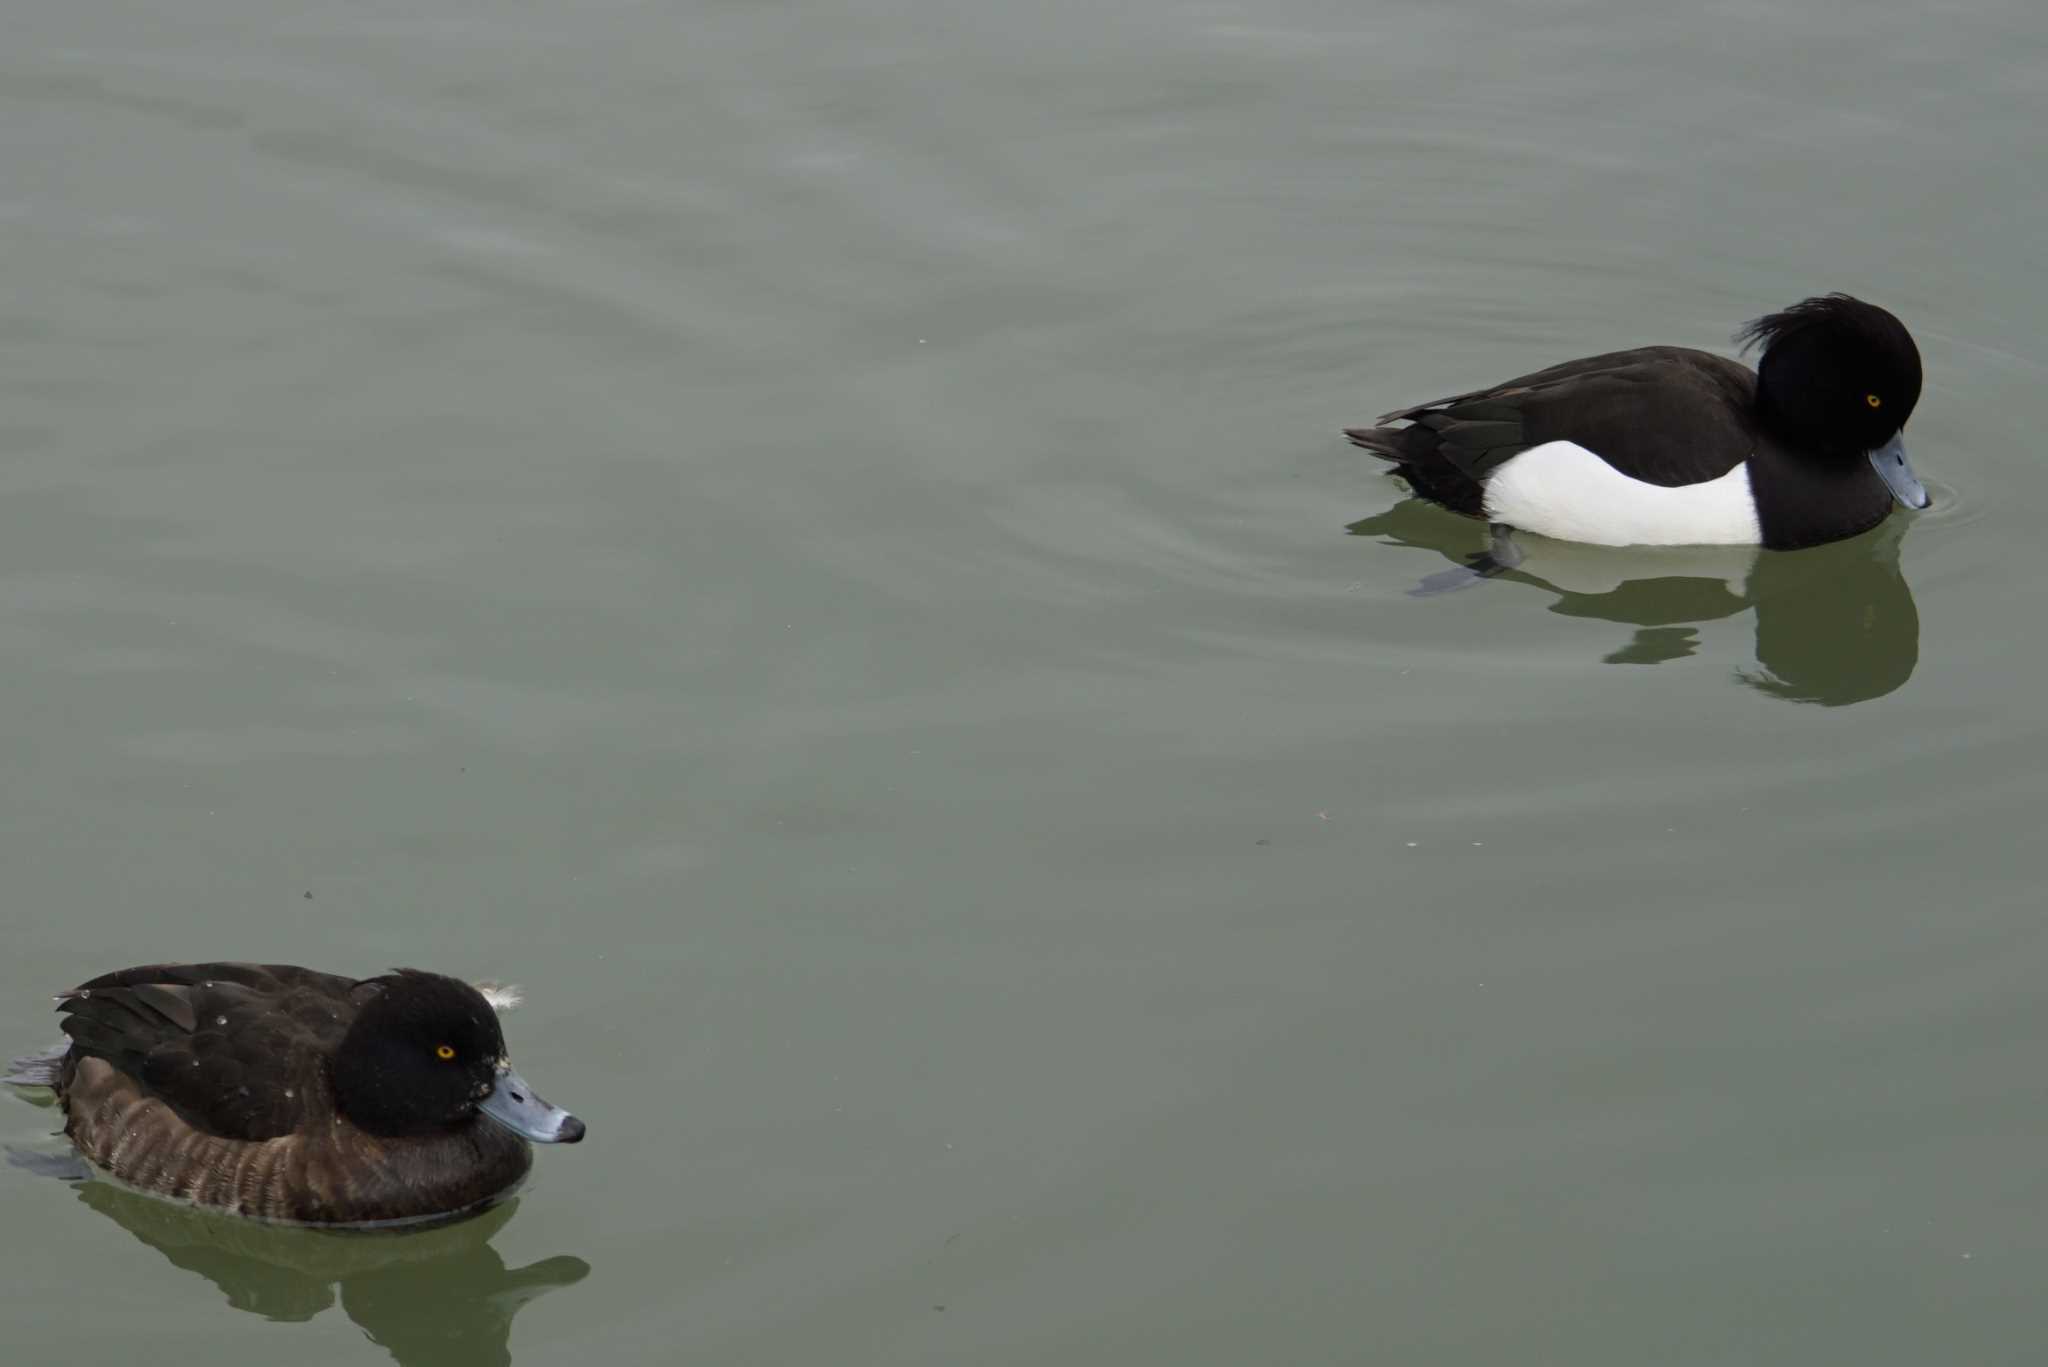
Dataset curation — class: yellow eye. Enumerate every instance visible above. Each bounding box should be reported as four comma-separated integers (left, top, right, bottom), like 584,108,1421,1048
1865,393,1882,409
435,1044,456,1060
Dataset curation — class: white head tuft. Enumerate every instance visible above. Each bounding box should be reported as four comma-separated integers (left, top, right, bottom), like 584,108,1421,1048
471,981,524,1013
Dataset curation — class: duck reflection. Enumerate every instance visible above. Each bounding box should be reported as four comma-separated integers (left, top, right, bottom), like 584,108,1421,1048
1348,500,1919,705
72,1181,588,1366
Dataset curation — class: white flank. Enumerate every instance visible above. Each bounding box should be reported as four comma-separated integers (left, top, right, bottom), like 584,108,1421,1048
1481,441,1763,547
472,981,524,1012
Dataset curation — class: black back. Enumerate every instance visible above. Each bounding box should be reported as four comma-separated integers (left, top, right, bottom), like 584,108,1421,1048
1356,346,1761,491
57,963,355,1141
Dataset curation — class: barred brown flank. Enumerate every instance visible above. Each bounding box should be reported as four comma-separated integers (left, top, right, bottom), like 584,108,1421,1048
62,1060,530,1223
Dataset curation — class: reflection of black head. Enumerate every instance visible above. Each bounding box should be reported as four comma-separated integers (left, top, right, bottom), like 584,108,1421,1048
74,1181,589,1367
1741,520,1918,706
343,1249,591,1367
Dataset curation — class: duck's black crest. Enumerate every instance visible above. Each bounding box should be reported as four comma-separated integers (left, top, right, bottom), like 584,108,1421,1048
1734,292,1914,362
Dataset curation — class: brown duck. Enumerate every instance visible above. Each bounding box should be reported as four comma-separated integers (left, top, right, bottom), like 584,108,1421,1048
7,963,584,1226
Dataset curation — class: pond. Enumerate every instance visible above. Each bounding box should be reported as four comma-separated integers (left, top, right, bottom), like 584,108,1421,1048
5,2,2046,1362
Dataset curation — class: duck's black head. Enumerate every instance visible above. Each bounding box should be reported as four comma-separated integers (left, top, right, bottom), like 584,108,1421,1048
331,970,584,1144
1739,294,1922,452
1738,294,1927,510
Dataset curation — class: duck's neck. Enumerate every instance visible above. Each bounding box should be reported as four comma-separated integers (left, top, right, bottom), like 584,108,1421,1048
1745,435,1894,550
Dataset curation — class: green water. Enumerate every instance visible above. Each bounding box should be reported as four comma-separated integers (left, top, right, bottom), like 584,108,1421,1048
5,2,2048,1362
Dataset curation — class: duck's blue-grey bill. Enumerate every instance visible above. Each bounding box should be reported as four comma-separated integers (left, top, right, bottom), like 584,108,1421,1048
480,1066,586,1143
1869,433,1929,510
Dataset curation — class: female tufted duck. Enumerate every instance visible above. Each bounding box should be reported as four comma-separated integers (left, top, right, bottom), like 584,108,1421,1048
6,962,583,1227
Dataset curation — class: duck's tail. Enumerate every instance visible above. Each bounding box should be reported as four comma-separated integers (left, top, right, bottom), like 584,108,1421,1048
1344,425,1410,463
1344,423,1486,517
3,1043,66,1088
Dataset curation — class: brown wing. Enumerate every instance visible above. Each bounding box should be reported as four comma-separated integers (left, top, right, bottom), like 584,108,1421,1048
57,962,360,1140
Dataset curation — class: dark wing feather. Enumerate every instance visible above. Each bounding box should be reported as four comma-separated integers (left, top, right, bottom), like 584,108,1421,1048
57,963,359,1141
1355,346,1760,492
1368,346,1700,425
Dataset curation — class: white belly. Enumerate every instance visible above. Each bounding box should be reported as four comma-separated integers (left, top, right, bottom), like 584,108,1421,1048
1481,441,1763,547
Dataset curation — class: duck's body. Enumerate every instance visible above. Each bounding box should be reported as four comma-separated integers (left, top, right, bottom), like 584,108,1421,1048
58,1038,533,1227
8,962,582,1227
1347,296,1928,551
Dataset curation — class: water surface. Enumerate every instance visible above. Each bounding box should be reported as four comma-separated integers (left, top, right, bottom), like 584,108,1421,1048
6,2,2048,1362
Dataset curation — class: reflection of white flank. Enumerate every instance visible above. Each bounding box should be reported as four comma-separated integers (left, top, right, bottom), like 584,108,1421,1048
1507,538,1762,600
473,981,524,1013
1483,441,1763,546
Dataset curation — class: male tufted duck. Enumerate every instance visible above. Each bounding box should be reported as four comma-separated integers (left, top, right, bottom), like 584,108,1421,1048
1346,294,1927,550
